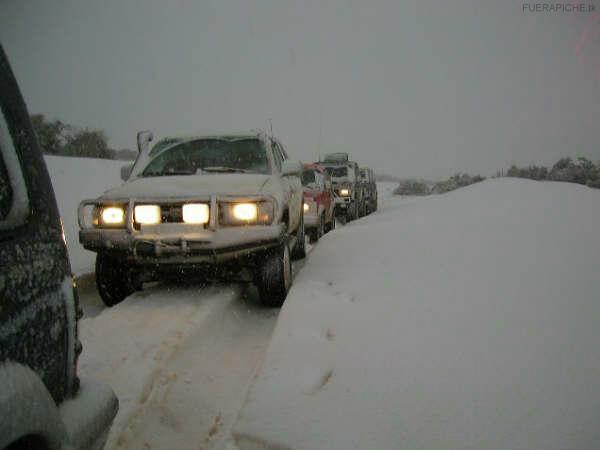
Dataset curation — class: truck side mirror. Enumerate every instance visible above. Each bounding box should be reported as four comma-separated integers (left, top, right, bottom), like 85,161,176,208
120,163,134,181
136,130,153,154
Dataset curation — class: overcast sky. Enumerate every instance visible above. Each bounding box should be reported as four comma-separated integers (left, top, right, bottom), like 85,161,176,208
1,0,599,179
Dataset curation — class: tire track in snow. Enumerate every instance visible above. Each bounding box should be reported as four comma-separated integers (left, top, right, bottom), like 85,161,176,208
111,285,279,450
78,283,241,450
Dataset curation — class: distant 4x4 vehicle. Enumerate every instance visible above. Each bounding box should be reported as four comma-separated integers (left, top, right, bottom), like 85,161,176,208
301,163,335,242
322,152,365,222
0,45,118,450
79,131,305,308
359,167,378,214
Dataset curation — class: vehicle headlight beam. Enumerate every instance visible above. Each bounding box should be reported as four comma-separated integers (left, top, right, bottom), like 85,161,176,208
232,203,258,221
101,206,125,225
134,205,161,225
182,203,210,224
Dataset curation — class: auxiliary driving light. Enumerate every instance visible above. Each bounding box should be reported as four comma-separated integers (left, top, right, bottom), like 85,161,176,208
134,205,161,225
183,203,209,224
101,206,125,225
232,203,258,221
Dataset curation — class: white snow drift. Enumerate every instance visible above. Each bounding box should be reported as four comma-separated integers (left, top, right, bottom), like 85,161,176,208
231,179,600,450
44,156,126,275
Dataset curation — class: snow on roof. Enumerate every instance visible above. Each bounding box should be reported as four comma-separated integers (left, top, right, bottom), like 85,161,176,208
153,129,268,144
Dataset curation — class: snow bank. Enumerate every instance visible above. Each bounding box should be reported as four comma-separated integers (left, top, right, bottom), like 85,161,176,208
231,178,600,450
44,156,126,275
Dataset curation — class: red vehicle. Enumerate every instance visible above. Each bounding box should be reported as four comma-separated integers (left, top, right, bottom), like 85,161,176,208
301,163,336,242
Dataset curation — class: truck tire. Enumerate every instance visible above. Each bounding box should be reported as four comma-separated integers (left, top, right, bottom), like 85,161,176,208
347,202,358,222
327,215,336,232
256,243,292,307
95,253,140,307
309,215,325,243
291,213,306,260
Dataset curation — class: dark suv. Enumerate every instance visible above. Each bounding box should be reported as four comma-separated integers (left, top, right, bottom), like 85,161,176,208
0,46,117,450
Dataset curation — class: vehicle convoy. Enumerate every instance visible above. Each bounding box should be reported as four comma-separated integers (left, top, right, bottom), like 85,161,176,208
0,46,118,450
301,163,336,242
359,167,378,214
321,152,365,222
79,131,306,307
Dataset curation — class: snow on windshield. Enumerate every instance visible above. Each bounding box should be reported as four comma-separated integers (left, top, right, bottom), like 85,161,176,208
142,138,270,176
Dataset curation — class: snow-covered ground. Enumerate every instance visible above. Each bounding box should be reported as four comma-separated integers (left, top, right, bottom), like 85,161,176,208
45,163,600,449
78,282,279,450
230,179,600,450
45,155,126,275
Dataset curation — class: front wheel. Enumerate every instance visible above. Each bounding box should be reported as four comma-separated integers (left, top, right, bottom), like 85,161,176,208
346,203,357,222
309,215,325,243
256,243,293,307
291,213,306,260
95,253,140,307
328,215,336,232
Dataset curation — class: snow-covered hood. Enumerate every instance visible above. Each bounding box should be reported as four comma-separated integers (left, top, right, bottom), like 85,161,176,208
99,174,275,200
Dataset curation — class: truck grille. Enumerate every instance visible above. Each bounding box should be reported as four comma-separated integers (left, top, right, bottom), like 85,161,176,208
160,204,184,223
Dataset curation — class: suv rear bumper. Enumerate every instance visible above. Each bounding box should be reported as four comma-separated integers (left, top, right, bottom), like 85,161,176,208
59,379,118,450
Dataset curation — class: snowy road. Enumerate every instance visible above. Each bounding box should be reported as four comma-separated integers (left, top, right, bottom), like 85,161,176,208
77,259,308,450
74,184,391,450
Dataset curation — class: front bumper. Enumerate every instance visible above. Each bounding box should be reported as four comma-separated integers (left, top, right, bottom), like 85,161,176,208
334,196,353,205
79,223,285,264
79,195,286,265
304,213,320,228
59,379,118,450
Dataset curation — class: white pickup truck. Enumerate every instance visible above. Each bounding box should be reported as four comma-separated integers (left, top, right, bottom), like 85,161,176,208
79,131,305,307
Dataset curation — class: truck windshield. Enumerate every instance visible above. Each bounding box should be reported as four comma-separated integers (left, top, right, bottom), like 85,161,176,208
301,170,316,186
149,138,183,156
142,138,270,176
325,166,348,178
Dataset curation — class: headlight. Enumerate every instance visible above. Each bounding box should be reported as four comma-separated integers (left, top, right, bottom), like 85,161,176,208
220,201,274,226
233,203,258,221
134,205,161,225
182,203,209,224
94,205,126,227
340,188,350,196
304,201,316,214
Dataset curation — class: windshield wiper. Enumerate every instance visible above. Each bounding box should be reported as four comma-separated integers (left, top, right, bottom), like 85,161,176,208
201,166,251,173
143,170,195,177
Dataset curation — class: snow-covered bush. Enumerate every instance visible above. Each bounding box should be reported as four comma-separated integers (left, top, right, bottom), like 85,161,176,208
393,180,430,196
506,165,548,180
548,157,599,185
431,173,485,194
504,157,600,188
